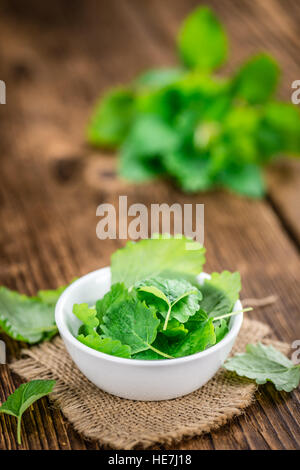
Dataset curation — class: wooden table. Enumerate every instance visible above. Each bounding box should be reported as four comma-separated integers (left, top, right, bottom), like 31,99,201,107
0,0,299,450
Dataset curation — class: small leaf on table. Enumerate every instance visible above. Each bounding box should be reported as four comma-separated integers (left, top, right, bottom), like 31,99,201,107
224,343,300,392
0,380,56,444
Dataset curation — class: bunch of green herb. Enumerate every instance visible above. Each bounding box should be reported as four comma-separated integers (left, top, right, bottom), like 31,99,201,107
87,6,300,198
73,236,246,360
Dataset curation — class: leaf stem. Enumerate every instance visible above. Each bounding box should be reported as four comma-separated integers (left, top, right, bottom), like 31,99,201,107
148,343,174,359
17,417,22,445
213,307,252,321
163,304,172,331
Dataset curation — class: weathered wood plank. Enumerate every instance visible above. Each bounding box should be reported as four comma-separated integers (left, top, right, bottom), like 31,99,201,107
0,0,299,450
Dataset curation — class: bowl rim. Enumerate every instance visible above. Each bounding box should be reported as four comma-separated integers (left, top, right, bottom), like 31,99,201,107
55,267,243,367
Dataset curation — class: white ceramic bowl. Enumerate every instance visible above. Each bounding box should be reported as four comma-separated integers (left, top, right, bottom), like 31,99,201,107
55,267,243,401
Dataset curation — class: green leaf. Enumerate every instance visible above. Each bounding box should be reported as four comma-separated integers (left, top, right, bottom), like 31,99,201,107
136,90,178,124
136,277,201,329
132,348,163,360
199,275,239,322
234,54,279,104
0,380,56,444
260,101,300,154
220,106,261,167
205,271,241,309
158,318,188,339
118,115,179,183
78,324,97,337
72,303,99,328
136,277,200,308
111,236,205,288
137,283,170,306
214,319,229,343
121,115,179,157
37,278,77,305
199,284,231,319
37,286,66,305
87,88,135,147
219,163,266,198
119,146,163,182
163,151,214,192
171,317,216,357
77,334,131,359
134,68,185,89
132,334,171,360
95,283,129,324
167,289,202,324
0,287,58,344
101,297,161,355
177,6,228,70
185,309,208,331
224,343,300,392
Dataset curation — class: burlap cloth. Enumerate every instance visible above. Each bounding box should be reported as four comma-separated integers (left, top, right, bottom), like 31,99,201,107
10,319,289,449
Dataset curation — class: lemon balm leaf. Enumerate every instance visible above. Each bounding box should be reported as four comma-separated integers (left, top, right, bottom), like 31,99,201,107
200,271,241,318
136,277,202,330
95,283,129,324
77,334,131,358
0,287,58,344
111,236,206,287
132,334,172,360
159,318,188,339
134,67,185,89
137,284,170,306
207,271,241,307
163,150,213,192
178,7,228,70
234,54,280,104
0,279,77,344
214,319,229,343
185,309,209,331
0,380,56,444
224,343,300,392
101,297,173,358
260,101,300,154
72,303,99,328
87,88,135,148
78,324,97,337
36,286,67,305
101,298,159,355
171,317,216,357
219,163,266,198
136,277,200,306
119,147,164,182
170,289,202,324
199,284,232,320
36,279,77,305
120,115,179,158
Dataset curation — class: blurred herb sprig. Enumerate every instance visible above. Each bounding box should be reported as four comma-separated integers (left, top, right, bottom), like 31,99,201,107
87,6,300,198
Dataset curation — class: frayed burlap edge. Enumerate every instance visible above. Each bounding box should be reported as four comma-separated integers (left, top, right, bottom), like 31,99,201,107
10,319,289,450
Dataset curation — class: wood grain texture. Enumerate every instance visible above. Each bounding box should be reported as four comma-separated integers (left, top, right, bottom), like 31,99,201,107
0,0,299,450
